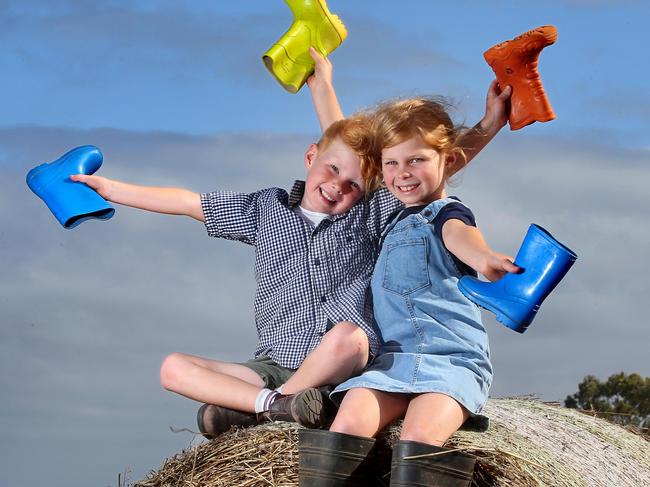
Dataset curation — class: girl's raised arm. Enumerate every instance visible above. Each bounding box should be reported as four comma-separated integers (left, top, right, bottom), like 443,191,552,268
456,80,512,168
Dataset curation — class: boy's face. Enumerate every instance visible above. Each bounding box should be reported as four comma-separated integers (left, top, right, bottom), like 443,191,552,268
302,137,365,215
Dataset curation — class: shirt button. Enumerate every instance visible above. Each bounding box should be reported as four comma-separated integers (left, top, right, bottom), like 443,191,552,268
314,258,320,266
320,295,327,303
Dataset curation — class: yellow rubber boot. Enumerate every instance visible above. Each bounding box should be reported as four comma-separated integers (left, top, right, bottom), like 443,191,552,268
263,0,347,93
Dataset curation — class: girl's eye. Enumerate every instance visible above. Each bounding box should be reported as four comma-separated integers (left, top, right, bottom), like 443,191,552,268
383,160,396,166
330,164,339,173
350,181,360,190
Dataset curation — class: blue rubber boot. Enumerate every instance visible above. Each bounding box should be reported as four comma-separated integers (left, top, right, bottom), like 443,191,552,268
26,145,114,229
458,224,577,333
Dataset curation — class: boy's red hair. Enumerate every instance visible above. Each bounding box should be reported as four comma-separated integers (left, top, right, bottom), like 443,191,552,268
317,114,383,193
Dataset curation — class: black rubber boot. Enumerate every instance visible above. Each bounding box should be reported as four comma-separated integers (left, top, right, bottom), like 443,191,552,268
389,441,476,487
299,429,377,486
197,404,263,439
264,387,337,428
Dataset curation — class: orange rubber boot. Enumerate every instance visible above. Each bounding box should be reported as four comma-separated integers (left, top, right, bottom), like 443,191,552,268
263,0,347,93
484,25,558,130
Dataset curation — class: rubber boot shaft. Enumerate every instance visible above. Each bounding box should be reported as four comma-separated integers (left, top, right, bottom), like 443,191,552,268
390,441,476,487
299,429,376,486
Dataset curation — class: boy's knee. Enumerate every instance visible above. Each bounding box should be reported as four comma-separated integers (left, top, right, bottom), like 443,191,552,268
159,352,187,391
326,321,369,359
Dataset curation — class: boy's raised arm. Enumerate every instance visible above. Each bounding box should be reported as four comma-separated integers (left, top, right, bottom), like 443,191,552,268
456,79,512,168
70,174,205,222
306,47,345,132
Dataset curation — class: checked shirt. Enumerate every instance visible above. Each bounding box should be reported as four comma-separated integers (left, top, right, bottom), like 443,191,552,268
200,181,401,369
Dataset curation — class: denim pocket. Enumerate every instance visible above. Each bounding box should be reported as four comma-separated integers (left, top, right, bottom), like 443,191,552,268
382,237,430,295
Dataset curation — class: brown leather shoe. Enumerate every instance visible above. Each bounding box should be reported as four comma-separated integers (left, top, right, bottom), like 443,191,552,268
197,403,264,439
263,387,337,429
484,25,558,130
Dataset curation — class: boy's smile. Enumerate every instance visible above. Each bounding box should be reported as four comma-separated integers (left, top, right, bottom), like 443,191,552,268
382,135,449,207
302,137,365,215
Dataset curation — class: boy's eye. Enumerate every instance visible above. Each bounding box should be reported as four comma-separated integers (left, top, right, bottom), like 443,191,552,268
410,157,424,164
383,160,397,166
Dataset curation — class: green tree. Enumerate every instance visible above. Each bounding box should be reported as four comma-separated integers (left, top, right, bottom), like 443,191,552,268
565,372,650,428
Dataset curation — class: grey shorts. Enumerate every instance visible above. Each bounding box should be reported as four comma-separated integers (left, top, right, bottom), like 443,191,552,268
239,355,296,389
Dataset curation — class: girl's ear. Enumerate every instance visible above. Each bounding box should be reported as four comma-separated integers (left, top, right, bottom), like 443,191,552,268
444,150,463,177
304,143,318,170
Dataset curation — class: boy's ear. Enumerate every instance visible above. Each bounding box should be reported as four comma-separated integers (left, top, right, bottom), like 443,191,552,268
304,143,318,170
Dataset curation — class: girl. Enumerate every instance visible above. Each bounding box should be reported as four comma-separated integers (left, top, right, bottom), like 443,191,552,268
300,95,518,486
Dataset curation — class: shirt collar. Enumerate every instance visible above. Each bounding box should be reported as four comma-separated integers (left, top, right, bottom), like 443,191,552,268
288,180,305,208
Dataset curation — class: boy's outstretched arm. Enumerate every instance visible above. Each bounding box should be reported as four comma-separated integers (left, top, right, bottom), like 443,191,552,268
456,79,512,168
70,174,204,222
442,219,519,282
306,47,345,132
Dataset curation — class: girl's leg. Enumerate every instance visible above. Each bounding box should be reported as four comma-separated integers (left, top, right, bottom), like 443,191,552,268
159,352,265,412
281,321,369,394
400,392,469,446
391,393,476,486
330,387,410,438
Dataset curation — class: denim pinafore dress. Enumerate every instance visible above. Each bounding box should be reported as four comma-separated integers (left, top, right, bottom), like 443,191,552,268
333,198,492,414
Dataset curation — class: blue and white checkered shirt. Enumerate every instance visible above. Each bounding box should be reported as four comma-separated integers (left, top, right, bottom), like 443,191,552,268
200,181,401,369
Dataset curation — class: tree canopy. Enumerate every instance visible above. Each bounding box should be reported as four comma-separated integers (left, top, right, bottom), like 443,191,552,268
565,372,650,428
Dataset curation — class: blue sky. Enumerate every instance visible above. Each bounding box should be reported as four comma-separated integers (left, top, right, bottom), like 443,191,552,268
2,1,649,487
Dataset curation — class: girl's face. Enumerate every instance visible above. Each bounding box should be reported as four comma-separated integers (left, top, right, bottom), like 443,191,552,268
381,135,449,207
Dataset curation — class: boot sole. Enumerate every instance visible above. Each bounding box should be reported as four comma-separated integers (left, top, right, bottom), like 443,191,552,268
293,387,328,428
458,281,531,333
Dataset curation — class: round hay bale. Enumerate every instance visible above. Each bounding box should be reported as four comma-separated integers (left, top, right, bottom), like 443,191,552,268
134,398,650,487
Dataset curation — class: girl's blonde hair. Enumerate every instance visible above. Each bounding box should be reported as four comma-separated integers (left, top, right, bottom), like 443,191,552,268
369,97,467,186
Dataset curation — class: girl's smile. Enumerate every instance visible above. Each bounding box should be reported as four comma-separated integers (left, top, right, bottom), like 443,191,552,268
382,135,450,207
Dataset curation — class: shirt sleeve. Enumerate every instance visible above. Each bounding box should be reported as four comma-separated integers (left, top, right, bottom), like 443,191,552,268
432,202,478,277
200,189,268,245
432,202,476,240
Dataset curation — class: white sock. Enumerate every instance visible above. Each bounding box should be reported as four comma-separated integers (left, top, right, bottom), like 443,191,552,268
254,388,281,413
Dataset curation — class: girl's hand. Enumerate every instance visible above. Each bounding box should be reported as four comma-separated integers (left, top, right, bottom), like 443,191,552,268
478,252,520,282
480,79,512,134
70,174,113,200
306,47,334,92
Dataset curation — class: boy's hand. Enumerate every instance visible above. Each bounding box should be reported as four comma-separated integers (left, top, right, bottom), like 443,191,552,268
70,174,113,200
477,252,520,282
480,79,512,135
306,47,333,92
